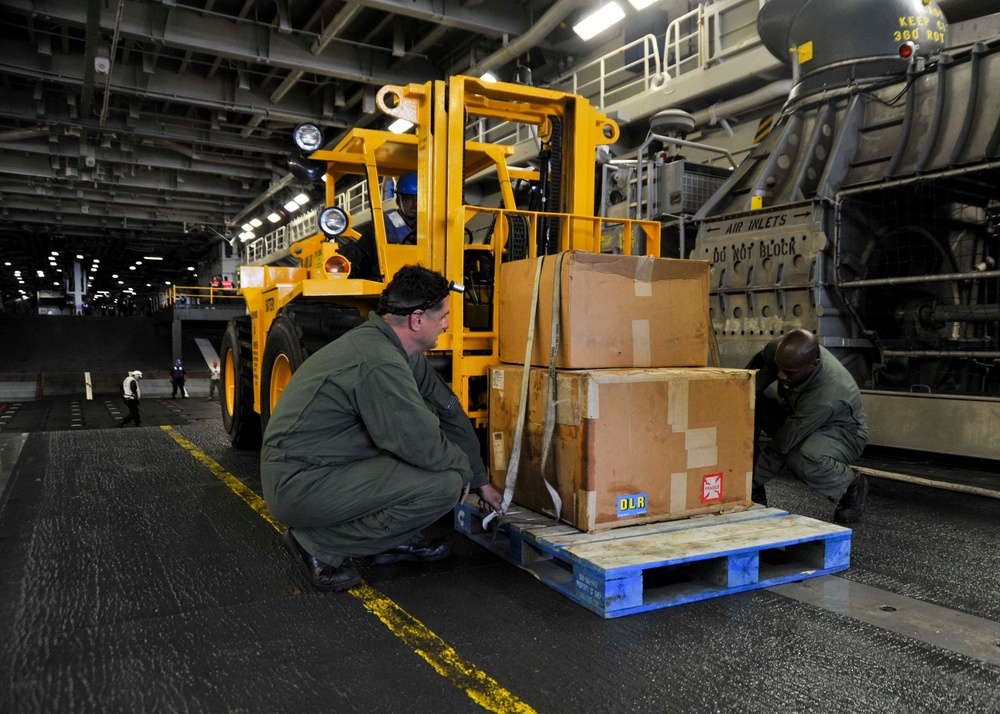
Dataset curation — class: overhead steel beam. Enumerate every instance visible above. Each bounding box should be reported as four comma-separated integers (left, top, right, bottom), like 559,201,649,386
0,154,262,197
336,0,532,36
3,0,445,86
0,181,252,212
0,91,290,156
0,137,276,181
0,202,230,228
0,39,350,128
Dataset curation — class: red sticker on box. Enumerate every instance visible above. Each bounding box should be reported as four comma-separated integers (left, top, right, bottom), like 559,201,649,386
702,472,723,502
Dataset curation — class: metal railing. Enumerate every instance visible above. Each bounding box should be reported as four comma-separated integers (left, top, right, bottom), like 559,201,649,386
156,285,245,309
245,207,321,263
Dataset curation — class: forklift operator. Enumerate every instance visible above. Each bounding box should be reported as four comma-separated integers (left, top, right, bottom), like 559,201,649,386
344,172,420,280
747,329,870,524
261,265,502,591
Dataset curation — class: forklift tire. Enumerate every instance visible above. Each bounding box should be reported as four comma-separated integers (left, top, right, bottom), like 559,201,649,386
260,312,309,435
221,317,262,448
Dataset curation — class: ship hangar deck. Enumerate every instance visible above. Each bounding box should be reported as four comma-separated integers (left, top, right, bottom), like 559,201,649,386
1,340,1000,712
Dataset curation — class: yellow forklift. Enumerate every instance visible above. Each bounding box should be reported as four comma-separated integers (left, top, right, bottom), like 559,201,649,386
220,75,660,447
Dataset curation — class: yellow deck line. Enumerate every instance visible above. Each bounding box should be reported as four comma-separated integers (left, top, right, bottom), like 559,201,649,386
162,426,534,714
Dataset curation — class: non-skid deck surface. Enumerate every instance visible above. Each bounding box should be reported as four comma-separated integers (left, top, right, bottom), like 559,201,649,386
455,502,851,617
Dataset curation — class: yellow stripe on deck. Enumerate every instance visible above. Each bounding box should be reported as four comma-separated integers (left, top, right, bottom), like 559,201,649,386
162,426,534,714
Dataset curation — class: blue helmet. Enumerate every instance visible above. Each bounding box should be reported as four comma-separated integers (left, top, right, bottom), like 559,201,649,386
395,172,418,196
175,359,182,365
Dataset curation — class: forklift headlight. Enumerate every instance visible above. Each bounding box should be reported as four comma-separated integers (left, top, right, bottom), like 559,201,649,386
293,123,324,153
319,206,349,237
324,255,351,275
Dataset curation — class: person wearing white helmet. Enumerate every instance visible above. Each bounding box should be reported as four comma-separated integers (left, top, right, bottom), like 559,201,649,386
119,370,143,427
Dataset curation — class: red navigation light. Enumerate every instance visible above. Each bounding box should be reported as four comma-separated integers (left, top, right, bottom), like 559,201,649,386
898,42,915,60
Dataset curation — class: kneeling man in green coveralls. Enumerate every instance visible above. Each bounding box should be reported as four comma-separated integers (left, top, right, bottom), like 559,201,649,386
747,329,870,524
262,265,503,591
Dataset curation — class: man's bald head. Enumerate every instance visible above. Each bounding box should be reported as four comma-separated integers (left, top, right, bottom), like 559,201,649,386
774,329,820,386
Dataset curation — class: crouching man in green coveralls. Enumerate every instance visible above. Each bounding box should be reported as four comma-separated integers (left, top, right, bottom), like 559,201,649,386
261,265,503,591
747,329,870,524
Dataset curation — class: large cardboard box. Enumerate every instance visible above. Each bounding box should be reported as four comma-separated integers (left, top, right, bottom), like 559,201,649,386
499,252,710,369
489,365,754,532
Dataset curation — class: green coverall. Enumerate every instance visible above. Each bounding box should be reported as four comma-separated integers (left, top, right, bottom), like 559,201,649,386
748,338,869,501
261,313,487,566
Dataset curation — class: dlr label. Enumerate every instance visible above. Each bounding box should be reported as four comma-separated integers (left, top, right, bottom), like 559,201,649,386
617,492,649,518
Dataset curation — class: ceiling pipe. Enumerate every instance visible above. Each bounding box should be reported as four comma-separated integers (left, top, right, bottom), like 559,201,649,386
689,80,794,128
0,127,50,141
460,0,591,77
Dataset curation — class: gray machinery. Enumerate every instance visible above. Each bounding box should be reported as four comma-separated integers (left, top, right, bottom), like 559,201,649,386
692,0,1000,459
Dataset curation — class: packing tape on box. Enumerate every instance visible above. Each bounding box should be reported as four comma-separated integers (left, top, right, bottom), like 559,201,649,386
633,255,654,297
667,379,689,431
671,472,688,510
632,319,651,367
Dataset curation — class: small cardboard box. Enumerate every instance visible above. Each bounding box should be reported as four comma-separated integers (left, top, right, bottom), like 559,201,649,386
489,365,755,532
498,252,710,369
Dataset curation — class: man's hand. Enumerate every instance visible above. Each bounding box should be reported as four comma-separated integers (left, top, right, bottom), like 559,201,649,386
475,483,503,513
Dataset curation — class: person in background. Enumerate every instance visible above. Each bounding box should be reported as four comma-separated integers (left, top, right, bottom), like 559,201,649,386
384,172,418,245
119,370,142,427
747,329,870,523
170,359,187,398
261,265,502,592
208,359,221,400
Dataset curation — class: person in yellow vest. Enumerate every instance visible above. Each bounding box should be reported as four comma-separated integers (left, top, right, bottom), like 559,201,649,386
119,370,142,427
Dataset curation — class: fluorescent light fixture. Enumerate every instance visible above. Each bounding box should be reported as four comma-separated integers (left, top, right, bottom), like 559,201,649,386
388,118,414,134
112,274,119,279
627,0,658,9
143,256,163,261
250,218,263,228
267,212,281,223
573,2,625,41
129,266,136,271
76,254,84,259
294,193,310,205
242,223,254,232
117,280,124,285
165,281,171,285
187,266,195,271
4,261,10,266
90,267,97,272
93,258,100,263
37,270,44,277
481,72,498,83
51,251,59,256
284,200,300,212
135,261,142,265
239,231,255,241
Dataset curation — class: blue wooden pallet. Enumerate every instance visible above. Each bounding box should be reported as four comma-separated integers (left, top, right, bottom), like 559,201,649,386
455,501,851,618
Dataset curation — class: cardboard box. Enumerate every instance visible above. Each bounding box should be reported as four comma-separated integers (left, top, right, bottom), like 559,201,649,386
489,365,754,532
498,252,710,369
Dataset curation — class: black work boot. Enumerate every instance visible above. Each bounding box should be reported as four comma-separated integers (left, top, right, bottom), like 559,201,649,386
282,530,360,591
751,484,767,507
834,471,869,524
